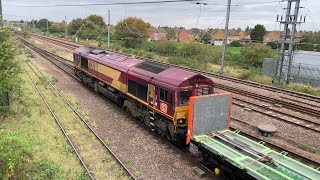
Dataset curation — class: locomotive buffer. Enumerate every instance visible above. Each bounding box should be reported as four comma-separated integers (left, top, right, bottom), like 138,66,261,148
186,93,320,180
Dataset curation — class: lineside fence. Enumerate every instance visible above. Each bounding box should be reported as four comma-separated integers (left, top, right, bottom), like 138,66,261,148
262,58,320,86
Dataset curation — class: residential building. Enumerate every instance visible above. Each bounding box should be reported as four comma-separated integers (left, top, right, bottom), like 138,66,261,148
176,28,193,42
263,30,303,43
210,28,249,46
147,27,168,41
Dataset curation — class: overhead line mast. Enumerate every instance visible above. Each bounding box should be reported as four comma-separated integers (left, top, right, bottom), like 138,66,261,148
274,0,304,84
221,0,232,75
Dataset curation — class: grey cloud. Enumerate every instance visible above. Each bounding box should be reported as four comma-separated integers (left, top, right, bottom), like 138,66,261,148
3,0,320,31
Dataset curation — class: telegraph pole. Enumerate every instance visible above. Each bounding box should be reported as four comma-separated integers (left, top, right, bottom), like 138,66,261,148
107,10,110,49
221,0,232,75
32,19,35,32
0,0,3,27
65,16,68,37
46,19,49,34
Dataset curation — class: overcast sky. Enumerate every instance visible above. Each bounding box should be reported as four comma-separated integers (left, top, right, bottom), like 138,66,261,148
3,0,319,31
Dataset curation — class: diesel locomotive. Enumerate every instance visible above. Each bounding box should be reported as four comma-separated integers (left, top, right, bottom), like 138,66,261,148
73,46,214,146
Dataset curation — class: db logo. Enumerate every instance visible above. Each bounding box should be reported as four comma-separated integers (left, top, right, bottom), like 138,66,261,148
160,102,168,113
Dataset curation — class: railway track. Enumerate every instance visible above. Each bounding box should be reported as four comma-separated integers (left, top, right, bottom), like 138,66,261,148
233,98,320,133
30,33,320,105
216,84,320,118
21,37,222,179
22,36,320,172
22,40,136,180
30,34,320,119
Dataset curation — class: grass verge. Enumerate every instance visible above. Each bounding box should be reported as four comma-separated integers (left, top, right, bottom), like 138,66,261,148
25,53,135,179
0,49,86,179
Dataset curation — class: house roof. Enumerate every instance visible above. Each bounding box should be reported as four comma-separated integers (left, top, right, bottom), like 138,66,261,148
264,31,282,38
211,28,241,37
264,30,302,39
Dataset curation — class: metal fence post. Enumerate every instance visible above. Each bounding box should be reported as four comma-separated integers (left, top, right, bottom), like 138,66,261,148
2,91,9,106
297,63,301,77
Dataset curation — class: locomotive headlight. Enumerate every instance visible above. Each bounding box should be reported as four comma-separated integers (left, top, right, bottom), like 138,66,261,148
177,118,186,125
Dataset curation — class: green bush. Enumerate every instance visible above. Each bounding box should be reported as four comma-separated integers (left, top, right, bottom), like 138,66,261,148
266,42,278,49
154,41,178,56
168,56,196,68
141,41,157,52
229,41,242,47
143,52,154,59
0,27,21,114
239,43,276,68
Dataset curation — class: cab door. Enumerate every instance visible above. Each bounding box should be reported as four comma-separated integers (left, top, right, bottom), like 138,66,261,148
148,84,156,107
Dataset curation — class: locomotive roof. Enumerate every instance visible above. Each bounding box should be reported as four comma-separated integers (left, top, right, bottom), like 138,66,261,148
74,46,213,88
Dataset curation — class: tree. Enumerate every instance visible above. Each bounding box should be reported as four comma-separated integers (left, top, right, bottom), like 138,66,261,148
79,21,100,39
302,31,320,44
113,17,149,48
68,18,85,35
199,32,211,44
36,19,51,31
49,22,65,34
245,26,250,32
250,24,267,42
166,28,177,40
85,15,106,30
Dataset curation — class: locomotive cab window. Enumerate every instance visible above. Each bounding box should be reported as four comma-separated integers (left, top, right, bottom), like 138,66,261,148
81,56,88,70
178,89,193,106
160,88,172,104
197,87,211,96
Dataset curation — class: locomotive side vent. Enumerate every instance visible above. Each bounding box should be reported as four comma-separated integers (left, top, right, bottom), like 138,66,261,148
135,61,169,74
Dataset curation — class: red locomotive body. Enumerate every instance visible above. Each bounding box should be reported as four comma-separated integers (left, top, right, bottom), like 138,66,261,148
73,46,214,145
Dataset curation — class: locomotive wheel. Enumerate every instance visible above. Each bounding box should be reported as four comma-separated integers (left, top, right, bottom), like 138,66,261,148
174,135,185,147
93,82,99,92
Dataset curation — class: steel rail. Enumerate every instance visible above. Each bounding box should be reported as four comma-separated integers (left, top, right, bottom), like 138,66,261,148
280,96,320,109
24,68,95,180
22,39,137,180
232,100,320,133
215,84,320,118
28,62,137,179
20,38,78,80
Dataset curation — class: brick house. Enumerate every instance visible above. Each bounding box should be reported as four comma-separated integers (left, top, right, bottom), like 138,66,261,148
263,30,303,43
263,31,282,43
147,28,168,41
176,28,193,42
211,28,248,46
